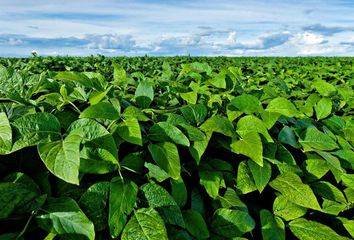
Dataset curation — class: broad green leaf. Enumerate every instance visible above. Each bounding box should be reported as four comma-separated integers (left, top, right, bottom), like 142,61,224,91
236,161,257,194
312,80,337,97
116,117,142,146
171,178,187,208
145,162,170,182
260,209,285,240
55,71,99,89
248,160,272,193
315,97,332,120
79,102,119,120
38,132,82,185
140,183,185,227
321,199,346,215
216,188,248,211
78,182,110,231
122,106,150,122
0,112,12,154
183,210,209,239
289,218,349,240
301,159,329,181
337,217,354,238
180,104,208,126
36,197,95,240
178,123,206,141
230,94,261,114
211,208,255,238
266,97,302,118
269,172,321,210
89,86,112,105
12,112,61,152
121,208,168,240
299,128,338,151
149,122,190,146
68,119,118,174
113,63,127,83
148,142,181,180
199,170,224,199
278,126,300,148
236,115,273,142
231,132,263,166
180,91,198,104
273,195,307,221
341,174,354,189
311,181,346,203
109,178,138,238
201,115,235,138
135,81,154,108
0,182,39,219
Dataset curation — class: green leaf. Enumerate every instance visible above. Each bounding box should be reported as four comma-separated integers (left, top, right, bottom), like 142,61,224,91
337,217,354,238
312,80,337,97
230,94,261,114
289,218,350,240
236,161,257,194
269,172,321,210
122,106,150,122
113,63,127,84
68,119,118,174
55,71,98,89
201,115,235,138
38,132,82,185
116,117,142,146
0,182,39,219
199,170,224,199
231,132,263,166
211,208,255,238
341,174,354,189
36,197,95,240
135,81,154,108
121,208,168,240
11,112,61,152
236,115,273,142
145,162,170,182
89,86,112,105
273,195,307,221
260,209,285,240
315,97,332,120
311,181,347,203
180,91,198,104
148,142,181,180
149,122,190,146
0,112,12,154
109,178,138,238
278,126,300,148
180,104,208,125
171,178,187,208
78,182,110,231
140,183,185,227
80,102,119,120
299,128,338,151
266,97,302,118
216,188,248,211
301,159,329,181
183,210,209,239
248,160,272,193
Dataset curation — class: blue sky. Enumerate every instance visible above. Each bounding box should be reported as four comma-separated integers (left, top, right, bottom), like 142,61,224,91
0,0,354,56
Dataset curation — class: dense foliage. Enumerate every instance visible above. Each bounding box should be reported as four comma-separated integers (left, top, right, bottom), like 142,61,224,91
0,56,353,239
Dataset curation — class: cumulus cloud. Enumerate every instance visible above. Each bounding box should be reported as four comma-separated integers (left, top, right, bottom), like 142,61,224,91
302,24,354,36
223,31,292,50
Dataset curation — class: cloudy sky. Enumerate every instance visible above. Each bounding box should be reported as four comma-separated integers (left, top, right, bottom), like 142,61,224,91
0,0,354,56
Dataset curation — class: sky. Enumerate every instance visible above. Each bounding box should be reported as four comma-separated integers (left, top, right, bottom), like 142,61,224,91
0,0,354,57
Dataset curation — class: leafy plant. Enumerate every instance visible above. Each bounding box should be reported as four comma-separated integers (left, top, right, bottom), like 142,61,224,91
0,57,353,239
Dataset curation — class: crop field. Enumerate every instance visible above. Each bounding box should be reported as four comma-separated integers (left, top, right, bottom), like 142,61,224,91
0,56,354,239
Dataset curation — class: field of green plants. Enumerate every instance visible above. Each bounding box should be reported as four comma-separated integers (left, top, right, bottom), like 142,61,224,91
0,56,353,239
